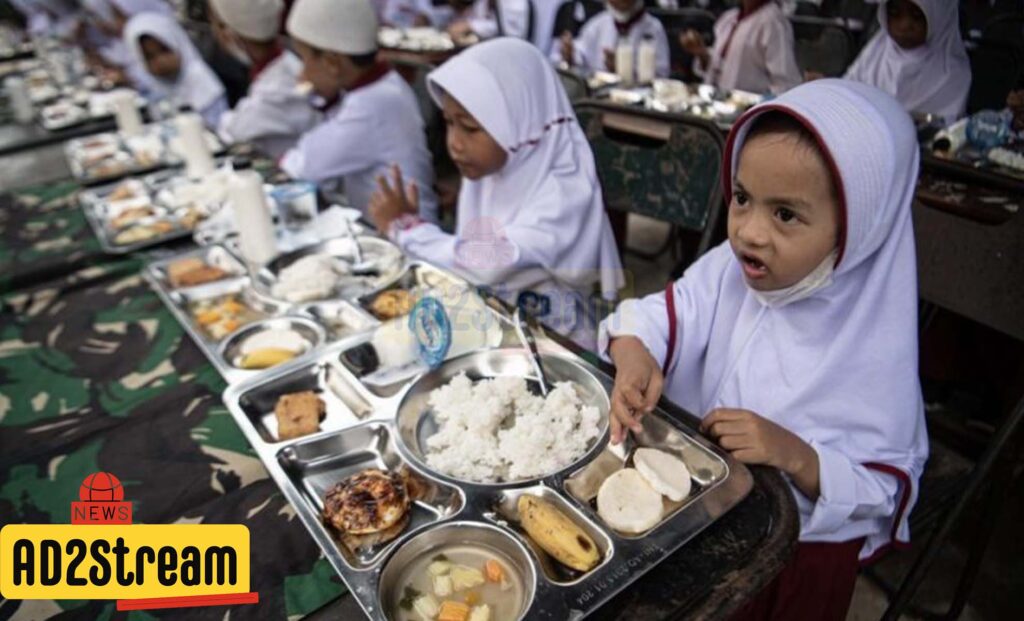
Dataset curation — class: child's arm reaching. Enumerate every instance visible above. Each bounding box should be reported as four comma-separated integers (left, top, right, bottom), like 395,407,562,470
607,336,664,444
701,408,820,499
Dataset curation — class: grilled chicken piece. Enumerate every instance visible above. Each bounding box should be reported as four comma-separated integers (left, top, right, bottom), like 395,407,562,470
322,469,411,536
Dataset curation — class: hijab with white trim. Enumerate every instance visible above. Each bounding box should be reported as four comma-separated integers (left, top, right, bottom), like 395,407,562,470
124,13,226,113
845,0,971,123
425,38,624,300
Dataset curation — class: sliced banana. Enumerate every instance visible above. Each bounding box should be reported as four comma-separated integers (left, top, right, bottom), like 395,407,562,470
518,494,600,572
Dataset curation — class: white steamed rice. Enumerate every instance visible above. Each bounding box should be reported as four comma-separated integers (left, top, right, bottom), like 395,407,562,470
424,372,602,483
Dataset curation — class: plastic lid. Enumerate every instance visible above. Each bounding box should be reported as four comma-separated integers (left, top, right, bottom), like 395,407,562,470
409,296,451,369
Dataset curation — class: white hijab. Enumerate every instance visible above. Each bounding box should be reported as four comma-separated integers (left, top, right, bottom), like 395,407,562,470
124,13,225,113
650,79,928,556
845,0,971,123
426,38,624,300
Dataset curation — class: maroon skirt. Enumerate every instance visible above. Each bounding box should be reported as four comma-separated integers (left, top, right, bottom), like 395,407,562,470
730,538,866,621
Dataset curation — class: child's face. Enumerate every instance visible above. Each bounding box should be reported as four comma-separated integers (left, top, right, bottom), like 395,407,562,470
441,93,508,181
139,36,181,81
293,40,345,100
886,0,928,50
728,131,840,292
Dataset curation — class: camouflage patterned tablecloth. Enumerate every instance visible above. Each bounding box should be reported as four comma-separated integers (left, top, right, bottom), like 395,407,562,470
0,183,347,619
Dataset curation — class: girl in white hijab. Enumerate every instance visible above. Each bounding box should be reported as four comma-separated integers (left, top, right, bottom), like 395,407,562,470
845,0,971,124
369,38,624,350
124,13,228,127
600,79,929,619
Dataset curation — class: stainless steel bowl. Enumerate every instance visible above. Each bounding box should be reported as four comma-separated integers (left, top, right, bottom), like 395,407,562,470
394,348,610,488
377,521,536,621
219,316,326,370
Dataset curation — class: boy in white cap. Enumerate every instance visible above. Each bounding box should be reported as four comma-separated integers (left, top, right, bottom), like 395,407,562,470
281,0,438,223
208,0,319,158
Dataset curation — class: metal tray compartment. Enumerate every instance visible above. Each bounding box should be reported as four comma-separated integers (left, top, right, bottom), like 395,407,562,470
233,359,377,443
254,237,406,304
146,244,247,292
297,300,379,341
359,262,468,321
218,316,326,377
564,413,730,538
486,485,613,585
275,422,466,569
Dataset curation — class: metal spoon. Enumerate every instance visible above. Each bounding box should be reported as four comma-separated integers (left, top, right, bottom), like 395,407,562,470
341,217,377,275
513,307,550,397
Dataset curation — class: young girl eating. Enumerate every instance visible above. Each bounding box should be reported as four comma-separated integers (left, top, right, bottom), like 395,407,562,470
124,13,228,128
845,0,971,124
600,79,929,619
369,37,624,349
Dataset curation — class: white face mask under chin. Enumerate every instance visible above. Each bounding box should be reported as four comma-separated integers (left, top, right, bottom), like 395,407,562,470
609,2,642,23
749,249,838,309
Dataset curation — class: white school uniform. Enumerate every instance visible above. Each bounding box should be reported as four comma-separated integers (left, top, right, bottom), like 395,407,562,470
216,51,320,159
600,79,929,560
124,14,228,128
845,0,971,124
699,1,802,95
462,0,532,40
390,38,624,349
279,68,438,224
563,10,670,78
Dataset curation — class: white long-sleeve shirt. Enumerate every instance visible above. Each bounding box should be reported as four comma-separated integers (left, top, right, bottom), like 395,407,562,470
698,2,802,95
217,51,320,160
280,69,438,223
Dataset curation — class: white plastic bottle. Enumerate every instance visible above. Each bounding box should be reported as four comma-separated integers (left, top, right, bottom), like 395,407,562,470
229,166,277,266
175,112,216,178
615,42,634,86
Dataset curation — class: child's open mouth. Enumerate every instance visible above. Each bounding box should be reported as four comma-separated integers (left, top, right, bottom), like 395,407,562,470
740,253,769,280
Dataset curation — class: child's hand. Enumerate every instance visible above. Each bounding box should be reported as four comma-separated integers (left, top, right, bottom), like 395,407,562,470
679,29,707,57
602,48,616,72
369,164,419,235
701,409,820,499
608,337,663,445
560,32,575,65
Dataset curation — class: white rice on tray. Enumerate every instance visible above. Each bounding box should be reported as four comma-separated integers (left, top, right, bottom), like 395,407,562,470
424,372,602,482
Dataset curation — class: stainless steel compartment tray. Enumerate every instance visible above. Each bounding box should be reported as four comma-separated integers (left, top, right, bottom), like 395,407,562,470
221,341,754,620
